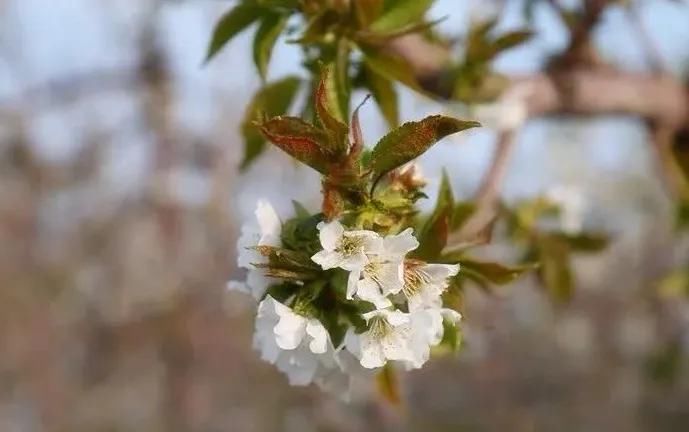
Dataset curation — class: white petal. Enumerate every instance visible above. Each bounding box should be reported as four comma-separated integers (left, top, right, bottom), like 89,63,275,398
306,320,329,354
317,221,344,251
349,231,383,254
236,227,262,269
344,330,362,357
441,308,462,324
258,337,281,364
407,284,443,311
276,349,318,386
381,309,410,327
383,228,419,256
226,280,250,294
273,304,307,350
421,309,445,346
404,309,447,369
375,261,405,295
254,297,282,363
424,263,460,282
246,270,271,300
356,278,392,309
362,309,383,322
311,250,344,270
381,330,413,362
359,334,386,369
255,200,281,239
346,268,362,299
340,250,368,271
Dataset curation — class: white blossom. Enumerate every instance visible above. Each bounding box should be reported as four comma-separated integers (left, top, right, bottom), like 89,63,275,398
402,262,460,311
311,220,383,271
346,228,419,309
347,306,462,370
355,309,415,369
227,200,281,299
546,184,586,234
406,308,462,369
254,296,339,386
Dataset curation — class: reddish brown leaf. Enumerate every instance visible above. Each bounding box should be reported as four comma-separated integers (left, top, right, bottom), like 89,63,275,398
370,115,480,183
259,116,333,173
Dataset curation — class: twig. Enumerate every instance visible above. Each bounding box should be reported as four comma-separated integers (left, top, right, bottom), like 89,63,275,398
650,124,689,199
445,130,517,250
475,130,518,208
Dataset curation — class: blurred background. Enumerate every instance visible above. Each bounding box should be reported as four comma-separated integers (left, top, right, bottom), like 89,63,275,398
2,0,689,430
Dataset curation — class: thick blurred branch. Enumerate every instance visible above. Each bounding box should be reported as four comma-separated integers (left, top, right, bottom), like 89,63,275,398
510,70,688,127
394,33,689,128
392,8,689,243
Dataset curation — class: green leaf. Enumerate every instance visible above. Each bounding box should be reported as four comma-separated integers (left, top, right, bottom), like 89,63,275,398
554,232,609,253
259,116,333,173
491,30,533,54
263,267,319,281
253,245,319,270
360,45,422,92
205,4,262,63
255,0,299,8
280,213,323,254
363,63,399,128
370,115,480,182
450,201,476,231
376,363,401,406
263,282,300,303
294,9,340,44
458,259,538,285
658,270,689,298
538,235,573,302
677,200,689,231
354,0,385,28
465,18,498,61
316,64,349,154
349,95,369,158
370,0,434,33
253,12,288,80
358,16,447,43
438,318,462,353
672,128,689,179
672,128,689,199
241,76,301,169
646,340,683,385
333,38,352,124
414,170,453,260
291,200,311,218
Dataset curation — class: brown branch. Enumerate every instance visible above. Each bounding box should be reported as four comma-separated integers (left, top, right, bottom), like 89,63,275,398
474,130,517,207
390,23,689,247
445,130,516,250
511,70,689,127
392,35,689,129
651,124,689,199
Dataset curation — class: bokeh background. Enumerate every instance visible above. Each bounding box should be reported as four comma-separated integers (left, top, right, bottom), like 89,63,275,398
2,0,689,431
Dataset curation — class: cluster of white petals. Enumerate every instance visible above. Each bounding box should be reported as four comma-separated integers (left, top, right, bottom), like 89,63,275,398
227,200,281,300
253,296,344,387
312,220,460,370
228,201,463,397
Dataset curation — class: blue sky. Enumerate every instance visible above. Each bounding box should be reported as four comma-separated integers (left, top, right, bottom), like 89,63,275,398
1,0,688,226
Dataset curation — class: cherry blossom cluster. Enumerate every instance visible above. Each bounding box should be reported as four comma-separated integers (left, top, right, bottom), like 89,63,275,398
228,199,461,398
